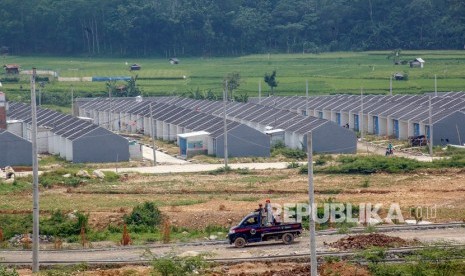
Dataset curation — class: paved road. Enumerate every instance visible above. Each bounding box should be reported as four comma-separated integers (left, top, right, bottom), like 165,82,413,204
141,145,187,165
1,228,464,264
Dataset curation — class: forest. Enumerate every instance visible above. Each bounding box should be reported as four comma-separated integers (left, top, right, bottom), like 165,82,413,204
0,0,464,57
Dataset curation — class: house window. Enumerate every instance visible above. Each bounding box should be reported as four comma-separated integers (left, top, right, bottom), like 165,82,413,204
318,112,323,119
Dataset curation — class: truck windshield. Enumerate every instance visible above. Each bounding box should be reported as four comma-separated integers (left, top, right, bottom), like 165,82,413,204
240,215,259,226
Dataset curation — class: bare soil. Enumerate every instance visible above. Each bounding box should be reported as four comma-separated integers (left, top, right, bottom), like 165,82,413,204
328,233,414,250
3,168,465,231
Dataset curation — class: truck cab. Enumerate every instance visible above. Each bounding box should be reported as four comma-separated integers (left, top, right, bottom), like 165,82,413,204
228,211,302,248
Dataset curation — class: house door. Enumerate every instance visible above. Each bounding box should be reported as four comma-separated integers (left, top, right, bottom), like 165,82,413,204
354,114,359,131
414,123,420,137
179,138,187,156
336,113,341,126
393,119,399,138
425,125,430,139
373,116,379,135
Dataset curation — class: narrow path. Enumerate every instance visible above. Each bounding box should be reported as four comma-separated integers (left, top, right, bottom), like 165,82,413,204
357,141,437,162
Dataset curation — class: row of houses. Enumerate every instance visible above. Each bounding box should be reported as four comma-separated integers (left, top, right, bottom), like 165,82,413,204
76,96,357,156
249,92,465,146
5,102,130,163
154,97,357,153
76,98,271,158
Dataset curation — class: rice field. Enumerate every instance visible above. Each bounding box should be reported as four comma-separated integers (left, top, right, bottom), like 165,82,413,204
2,50,465,105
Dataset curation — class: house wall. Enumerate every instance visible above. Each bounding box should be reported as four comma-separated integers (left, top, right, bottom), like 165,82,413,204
303,122,357,154
433,111,465,145
73,127,130,163
0,131,32,167
399,121,409,140
7,121,23,137
37,127,49,154
215,125,270,158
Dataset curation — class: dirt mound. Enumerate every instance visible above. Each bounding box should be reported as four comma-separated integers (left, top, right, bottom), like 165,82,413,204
329,233,410,250
214,261,369,276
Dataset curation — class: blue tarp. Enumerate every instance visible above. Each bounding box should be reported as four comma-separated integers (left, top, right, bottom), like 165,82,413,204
92,76,131,82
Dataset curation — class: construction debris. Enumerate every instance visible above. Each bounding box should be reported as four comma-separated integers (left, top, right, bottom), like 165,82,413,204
76,170,91,178
92,169,105,179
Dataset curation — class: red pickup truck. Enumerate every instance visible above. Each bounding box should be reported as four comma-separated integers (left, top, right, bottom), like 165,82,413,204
228,211,302,248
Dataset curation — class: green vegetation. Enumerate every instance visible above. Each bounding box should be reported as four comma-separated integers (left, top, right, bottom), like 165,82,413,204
271,141,307,160
4,51,465,112
361,246,465,276
2,1,464,56
124,202,163,233
33,264,89,276
152,254,208,276
0,265,19,276
40,210,89,238
299,152,465,174
39,169,119,188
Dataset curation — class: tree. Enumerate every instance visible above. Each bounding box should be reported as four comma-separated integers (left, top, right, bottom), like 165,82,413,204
125,75,142,97
264,70,278,96
224,72,241,100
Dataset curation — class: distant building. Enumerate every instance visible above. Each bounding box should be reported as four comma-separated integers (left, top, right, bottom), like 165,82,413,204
3,64,20,74
130,64,141,71
410,58,425,68
169,58,179,65
393,72,404,80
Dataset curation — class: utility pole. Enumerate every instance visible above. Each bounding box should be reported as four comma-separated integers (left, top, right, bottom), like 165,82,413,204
360,88,364,140
150,102,157,166
429,96,433,157
307,132,317,276
434,74,438,97
258,81,262,104
389,75,393,96
71,86,74,116
306,80,309,116
31,68,40,273
38,86,41,107
108,81,112,131
223,81,229,167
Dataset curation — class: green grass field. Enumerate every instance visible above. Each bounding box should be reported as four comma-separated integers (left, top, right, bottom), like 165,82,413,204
2,50,465,108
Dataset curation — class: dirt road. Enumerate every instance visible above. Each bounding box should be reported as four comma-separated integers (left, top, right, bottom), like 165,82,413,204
101,162,298,174
2,228,464,264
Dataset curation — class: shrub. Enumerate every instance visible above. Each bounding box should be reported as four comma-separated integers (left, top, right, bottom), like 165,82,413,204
276,148,307,159
208,166,232,175
0,214,32,240
40,210,89,237
124,202,162,233
287,161,300,168
152,255,207,276
0,265,19,276
323,155,423,174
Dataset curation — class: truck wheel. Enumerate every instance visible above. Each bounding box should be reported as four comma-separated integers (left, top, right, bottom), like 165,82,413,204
282,233,294,245
234,237,246,248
